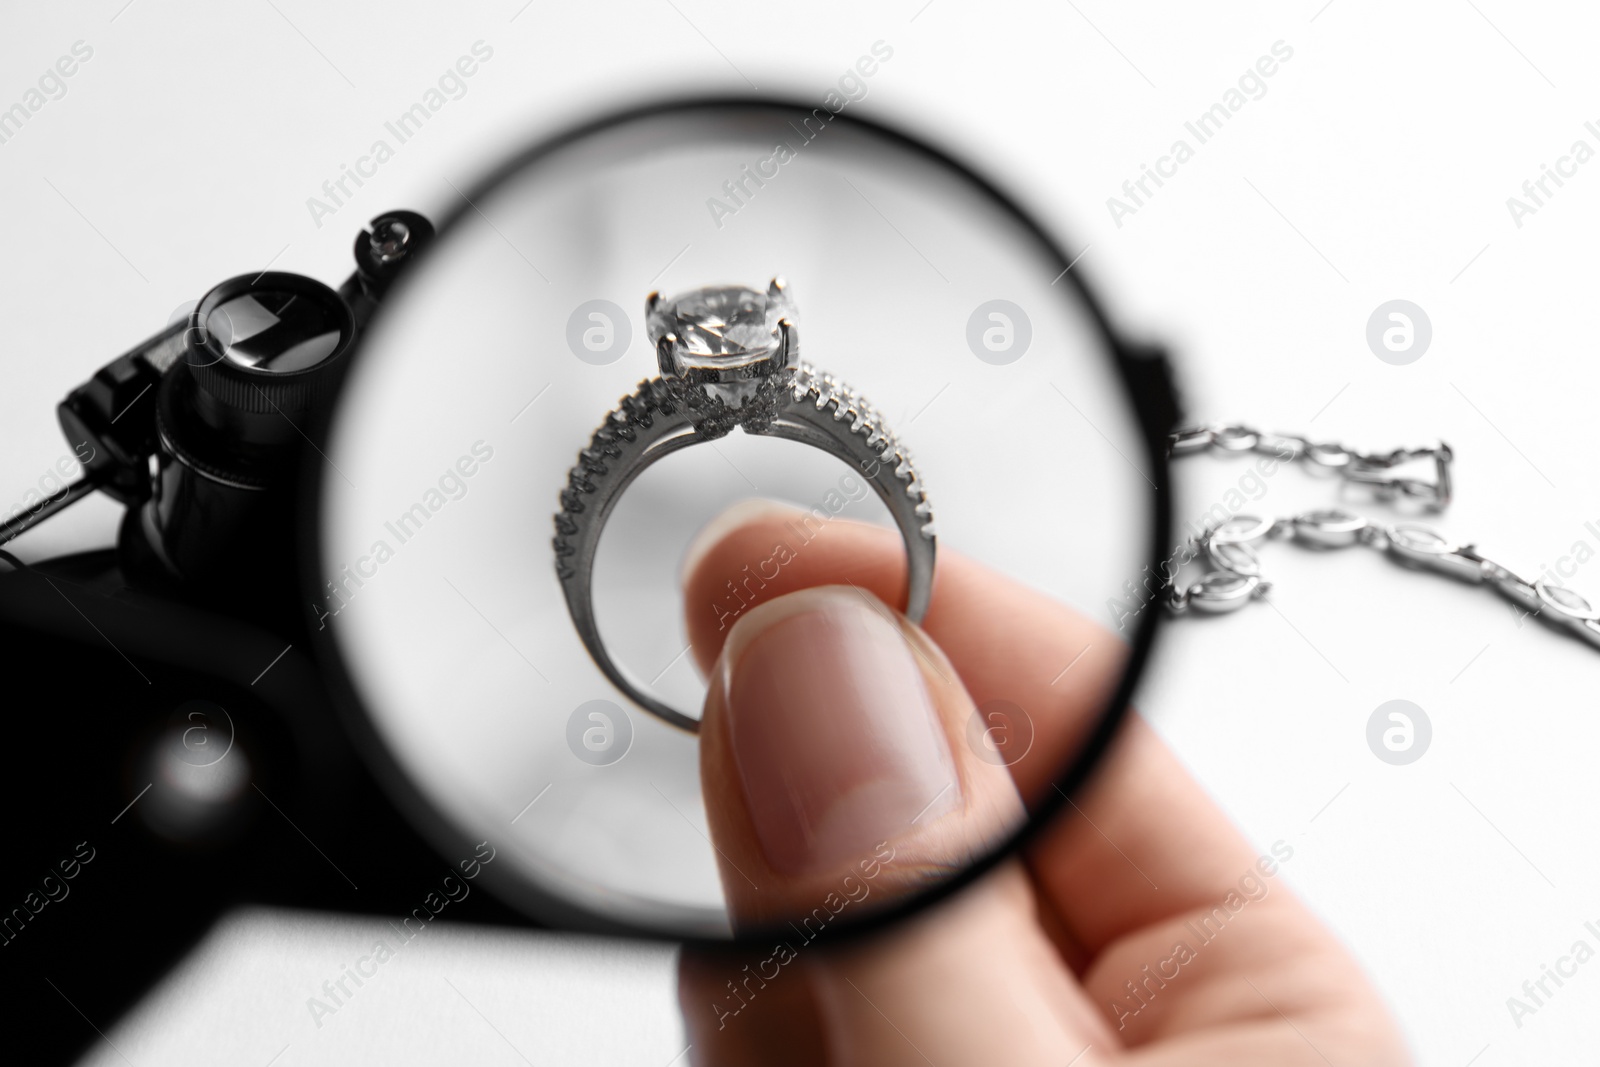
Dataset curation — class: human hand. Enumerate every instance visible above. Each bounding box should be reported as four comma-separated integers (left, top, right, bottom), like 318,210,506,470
675,500,1410,1066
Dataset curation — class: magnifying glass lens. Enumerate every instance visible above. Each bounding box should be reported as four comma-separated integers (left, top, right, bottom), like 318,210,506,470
317,102,1163,941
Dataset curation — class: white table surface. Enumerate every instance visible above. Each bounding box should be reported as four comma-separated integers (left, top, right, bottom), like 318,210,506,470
3,2,1595,1063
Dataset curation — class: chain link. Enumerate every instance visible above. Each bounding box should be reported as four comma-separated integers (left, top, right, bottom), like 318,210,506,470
1167,422,1453,507
1163,425,1600,651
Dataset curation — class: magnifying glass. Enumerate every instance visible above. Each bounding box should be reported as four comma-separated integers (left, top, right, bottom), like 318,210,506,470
310,98,1175,943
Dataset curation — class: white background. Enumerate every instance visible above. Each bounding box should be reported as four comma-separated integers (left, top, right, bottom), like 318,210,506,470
3,1,1596,1064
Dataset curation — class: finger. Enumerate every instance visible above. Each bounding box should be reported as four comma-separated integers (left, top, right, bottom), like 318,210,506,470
677,945,828,1067
681,499,1129,805
688,582,1114,1061
807,865,1118,1067
697,583,1024,925
679,867,1121,1067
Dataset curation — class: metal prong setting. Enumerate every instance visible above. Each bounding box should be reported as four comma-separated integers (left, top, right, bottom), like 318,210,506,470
777,318,798,373
655,332,677,378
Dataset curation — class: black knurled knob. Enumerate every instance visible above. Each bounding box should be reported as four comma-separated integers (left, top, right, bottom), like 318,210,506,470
185,272,355,440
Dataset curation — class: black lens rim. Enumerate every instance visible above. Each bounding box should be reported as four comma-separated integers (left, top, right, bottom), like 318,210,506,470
301,96,1178,946
187,271,354,376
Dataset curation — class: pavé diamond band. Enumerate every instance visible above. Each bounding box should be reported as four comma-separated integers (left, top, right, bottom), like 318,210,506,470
553,280,937,733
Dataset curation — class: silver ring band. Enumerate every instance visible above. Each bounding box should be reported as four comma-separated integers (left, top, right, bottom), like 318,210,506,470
554,362,935,733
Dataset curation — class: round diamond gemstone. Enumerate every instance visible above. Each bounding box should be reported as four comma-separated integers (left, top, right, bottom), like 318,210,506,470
649,284,794,375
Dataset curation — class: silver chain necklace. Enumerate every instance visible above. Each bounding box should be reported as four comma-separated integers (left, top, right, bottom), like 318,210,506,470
1163,423,1600,650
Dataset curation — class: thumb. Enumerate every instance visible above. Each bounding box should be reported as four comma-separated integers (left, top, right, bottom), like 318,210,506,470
696,583,1024,929
683,584,1115,1065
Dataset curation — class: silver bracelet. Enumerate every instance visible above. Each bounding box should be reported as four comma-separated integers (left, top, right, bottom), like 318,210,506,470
1163,423,1600,649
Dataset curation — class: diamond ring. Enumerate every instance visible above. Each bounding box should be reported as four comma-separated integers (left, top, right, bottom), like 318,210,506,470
553,279,937,733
